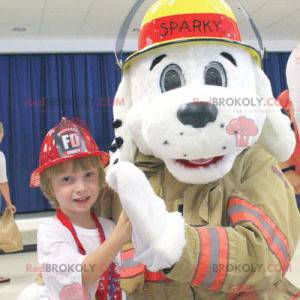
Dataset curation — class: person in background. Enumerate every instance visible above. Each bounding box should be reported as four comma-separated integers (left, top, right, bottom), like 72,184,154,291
0,121,16,284
277,43,300,210
0,122,16,214
278,96,300,210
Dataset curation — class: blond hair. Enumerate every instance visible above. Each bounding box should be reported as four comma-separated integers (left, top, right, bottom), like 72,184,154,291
0,121,3,132
40,156,105,209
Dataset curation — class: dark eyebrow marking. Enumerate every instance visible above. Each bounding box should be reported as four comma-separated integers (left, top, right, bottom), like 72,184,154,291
150,54,167,71
220,52,237,67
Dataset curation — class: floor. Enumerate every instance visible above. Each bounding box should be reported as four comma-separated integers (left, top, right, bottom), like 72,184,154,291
0,252,38,299
0,212,53,299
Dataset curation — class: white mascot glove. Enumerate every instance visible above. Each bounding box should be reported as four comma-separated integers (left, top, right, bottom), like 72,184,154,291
106,161,186,271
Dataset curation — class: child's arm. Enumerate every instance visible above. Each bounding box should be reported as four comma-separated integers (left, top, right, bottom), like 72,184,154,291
82,211,131,285
0,152,16,214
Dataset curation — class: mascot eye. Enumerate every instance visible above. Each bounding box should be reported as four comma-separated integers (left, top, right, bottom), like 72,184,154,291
160,64,185,93
204,62,227,87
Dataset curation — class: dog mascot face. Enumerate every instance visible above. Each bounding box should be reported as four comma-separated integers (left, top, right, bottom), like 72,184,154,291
116,43,290,184
112,1,295,183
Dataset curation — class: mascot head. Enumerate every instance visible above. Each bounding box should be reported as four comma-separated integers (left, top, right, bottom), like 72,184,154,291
111,0,295,184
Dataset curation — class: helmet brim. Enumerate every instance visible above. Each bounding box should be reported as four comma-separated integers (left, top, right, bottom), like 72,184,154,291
30,151,109,188
122,37,262,72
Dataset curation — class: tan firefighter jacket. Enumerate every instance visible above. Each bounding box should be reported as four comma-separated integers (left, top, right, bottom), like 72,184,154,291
100,144,300,300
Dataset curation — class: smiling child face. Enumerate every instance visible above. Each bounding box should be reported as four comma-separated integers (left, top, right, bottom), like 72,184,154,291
51,160,100,217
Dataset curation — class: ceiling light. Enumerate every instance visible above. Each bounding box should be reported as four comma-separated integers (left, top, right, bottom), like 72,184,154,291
13,27,26,32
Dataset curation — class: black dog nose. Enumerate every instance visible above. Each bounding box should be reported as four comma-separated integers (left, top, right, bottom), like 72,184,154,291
177,102,218,128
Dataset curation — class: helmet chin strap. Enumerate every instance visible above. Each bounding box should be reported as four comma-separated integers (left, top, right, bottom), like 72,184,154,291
234,0,265,60
114,0,146,69
114,0,265,69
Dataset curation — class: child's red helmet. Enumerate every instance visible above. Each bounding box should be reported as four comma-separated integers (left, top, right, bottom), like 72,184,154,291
30,117,109,187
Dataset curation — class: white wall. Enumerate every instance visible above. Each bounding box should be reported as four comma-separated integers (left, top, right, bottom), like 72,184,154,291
0,38,137,54
0,38,297,54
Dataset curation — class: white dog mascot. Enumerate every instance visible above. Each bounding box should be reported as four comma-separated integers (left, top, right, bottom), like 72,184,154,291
106,0,300,299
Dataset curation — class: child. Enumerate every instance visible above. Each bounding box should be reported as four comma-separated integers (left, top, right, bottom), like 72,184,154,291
21,117,131,300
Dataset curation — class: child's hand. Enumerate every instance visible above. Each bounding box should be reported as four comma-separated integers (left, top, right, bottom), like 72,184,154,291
115,211,132,244
7,204,17,214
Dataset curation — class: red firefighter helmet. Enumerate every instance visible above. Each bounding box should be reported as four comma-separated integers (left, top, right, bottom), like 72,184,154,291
30,117,109,187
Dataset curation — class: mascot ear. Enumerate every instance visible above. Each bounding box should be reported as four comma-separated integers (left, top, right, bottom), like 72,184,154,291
255,63,296,162
110,73,136,163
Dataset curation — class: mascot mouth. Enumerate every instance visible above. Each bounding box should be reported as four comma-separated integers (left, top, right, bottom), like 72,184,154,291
175,156,224,169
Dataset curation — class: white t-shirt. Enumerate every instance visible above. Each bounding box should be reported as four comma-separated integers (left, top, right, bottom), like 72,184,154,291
37,217,122,300
0,151,8,183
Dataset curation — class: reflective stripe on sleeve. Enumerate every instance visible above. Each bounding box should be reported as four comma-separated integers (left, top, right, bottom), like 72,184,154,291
120,249,145,279
228,197,290,274
192,226,229,291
